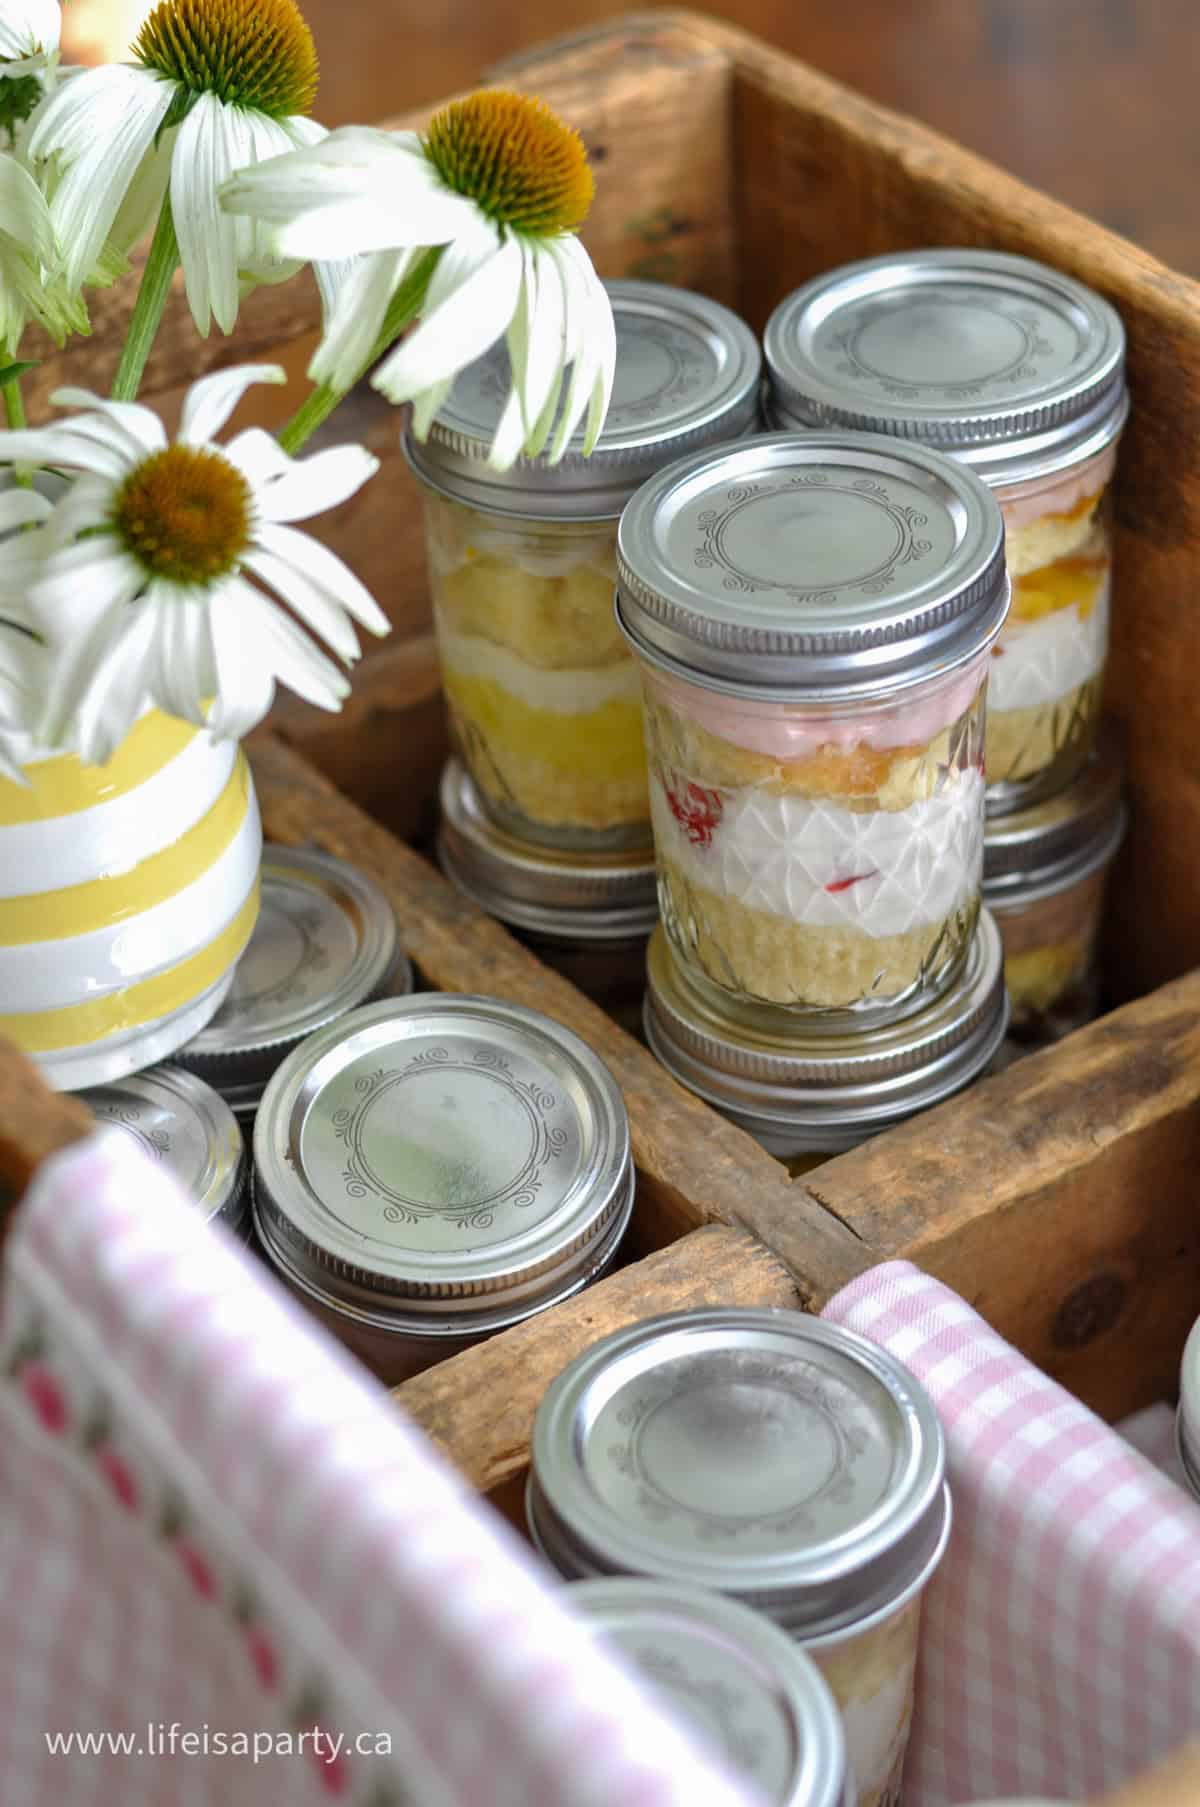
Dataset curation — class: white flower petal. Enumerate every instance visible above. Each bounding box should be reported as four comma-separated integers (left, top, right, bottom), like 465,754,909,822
372,232,522,402
242,546,361,662
0,487,52,533
309,247,410,394
178,364,286,446
249,443,379,523
407,376,455,443
207,585,276,740
222,426,294,488
0,425,129,479
486,385,530,474
253,522,389,637
69,604,157,767
0,0,60,66
31,65,172,293
172,91,245,337
50,389,167,459
220,573,350,716
144,582,217,725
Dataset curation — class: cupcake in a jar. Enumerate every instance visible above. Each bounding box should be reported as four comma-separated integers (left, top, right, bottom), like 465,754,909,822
617,431,1009,1026
764,250,1127,813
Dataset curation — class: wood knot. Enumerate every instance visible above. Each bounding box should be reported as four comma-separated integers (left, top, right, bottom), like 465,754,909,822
1052,1272,1128,1349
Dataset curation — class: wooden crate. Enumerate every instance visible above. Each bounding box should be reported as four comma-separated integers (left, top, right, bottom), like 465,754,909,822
7,9,1200,1549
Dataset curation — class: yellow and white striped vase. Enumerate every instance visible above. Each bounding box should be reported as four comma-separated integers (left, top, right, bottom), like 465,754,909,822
0,710,261,1091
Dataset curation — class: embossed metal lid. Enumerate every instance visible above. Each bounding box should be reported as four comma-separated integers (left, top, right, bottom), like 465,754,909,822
402,280,762,519
568,1578,848,1807
252,995,633,1333
615,430,1008,699
83,1065,248,1233
1176,1317,1200,1500
763,250,1128,487
437,760,659,940
984,736,1126,903
644,913,1007,1146
176,845,409,1118
528,1307,950,1639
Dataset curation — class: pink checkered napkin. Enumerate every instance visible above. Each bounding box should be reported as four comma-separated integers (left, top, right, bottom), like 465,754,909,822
823,1262,1200,1807
0,1126,757,1807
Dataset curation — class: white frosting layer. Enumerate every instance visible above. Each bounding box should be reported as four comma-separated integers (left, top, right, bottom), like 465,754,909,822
651,768,984,936
987,580,1109,713
437,624,641,715
830,1657,914,1805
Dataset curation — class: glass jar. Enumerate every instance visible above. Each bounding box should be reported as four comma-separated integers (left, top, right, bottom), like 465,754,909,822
644,910,1007,1165
527,1308,951,1807
252,996,634,1385
403,280,761,853
83,1064,251,1242
616,430,1008,1026
763,249,1128,813
175,844,410,1125
567,1579,850,1807
437,758,656,1033
983,738,1125,1047
1175,1316,1200,1503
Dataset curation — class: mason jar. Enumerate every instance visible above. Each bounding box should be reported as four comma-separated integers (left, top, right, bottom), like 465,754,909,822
567,1579,851,1807
983,736,1124,1047
528,1308,950,1807
763,249,1128,814
644,911,1007,1176
83,1064,251,1242
403,280,761,853
616,431,1008,1026
437,758,657,1035
175,844,410,1126
252,996,634,1384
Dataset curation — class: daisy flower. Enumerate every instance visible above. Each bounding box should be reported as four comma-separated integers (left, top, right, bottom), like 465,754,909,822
28,0,328,341
0,364,389,766
0,483,53,781
222,90,616,469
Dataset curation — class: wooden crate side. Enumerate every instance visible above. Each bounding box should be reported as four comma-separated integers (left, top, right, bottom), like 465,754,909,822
0,1039,92,1207
248,731,874,1297
393,1223,805,1494
770,971,1200,1422
663,7,1200,1002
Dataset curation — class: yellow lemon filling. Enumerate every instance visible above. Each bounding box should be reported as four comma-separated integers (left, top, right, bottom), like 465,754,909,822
1011,554,1106,624
1005,938,1086,1015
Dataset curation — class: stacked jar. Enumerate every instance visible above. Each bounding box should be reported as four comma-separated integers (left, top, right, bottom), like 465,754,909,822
763,250,1130,1047
405,279,762,1011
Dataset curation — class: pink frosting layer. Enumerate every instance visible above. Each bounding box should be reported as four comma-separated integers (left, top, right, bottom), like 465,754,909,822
993,444,1119,530
644,657,989,760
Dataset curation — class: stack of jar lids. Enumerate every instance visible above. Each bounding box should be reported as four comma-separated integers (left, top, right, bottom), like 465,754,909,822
437,760,658,944
251,995,635,1376
983,736,1127,903
568,1578,849,1807
644,914,1008,1157
176,845,410,1121
83,1065,250,1241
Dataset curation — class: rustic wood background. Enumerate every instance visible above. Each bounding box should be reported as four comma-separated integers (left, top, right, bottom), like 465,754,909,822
64,0,1200,274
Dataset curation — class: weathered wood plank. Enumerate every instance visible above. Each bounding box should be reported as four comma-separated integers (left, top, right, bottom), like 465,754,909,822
767,972,1200,1422
393,1223,805,1493
247,729,874,1299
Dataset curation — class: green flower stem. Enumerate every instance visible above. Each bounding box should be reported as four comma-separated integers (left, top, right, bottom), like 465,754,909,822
3,369,31,486
111,193,180,403
276,248,442,456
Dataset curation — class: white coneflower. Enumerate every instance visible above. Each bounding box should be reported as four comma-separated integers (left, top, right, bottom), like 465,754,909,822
27,0,329,378
0,0,59,80
0,364,388,765
0,483,52,780
0,147,85,358
222,90,616,466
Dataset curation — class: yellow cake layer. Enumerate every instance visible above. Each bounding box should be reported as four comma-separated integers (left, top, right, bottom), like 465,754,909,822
435,555,625,670
1011,553,1106,624
985,677,1101,785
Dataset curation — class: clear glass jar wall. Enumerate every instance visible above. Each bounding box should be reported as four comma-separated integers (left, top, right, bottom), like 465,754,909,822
641,656,988,1020
425,496,649,848
990,866,1107,1044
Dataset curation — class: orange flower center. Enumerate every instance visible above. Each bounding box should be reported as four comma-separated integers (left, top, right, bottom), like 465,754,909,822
134,0,317,120
115,445,251,585
424,90,594,236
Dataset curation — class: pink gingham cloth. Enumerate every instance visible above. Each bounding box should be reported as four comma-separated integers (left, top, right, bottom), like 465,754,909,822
0,1126,757,1807
824,1261,1200,1807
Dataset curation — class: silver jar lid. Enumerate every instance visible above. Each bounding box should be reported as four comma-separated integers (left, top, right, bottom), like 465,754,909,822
984,738,1126,905
175,845,408,1119
568,1578,848,1807
253,995,634,1338
644,913,1006,1145
528,1307,950,1641
437,759,659,941
84,1065,248,1235
402,280,762,520
615,430,1008,700
763,250,1128,488
1177,1317,1200,1500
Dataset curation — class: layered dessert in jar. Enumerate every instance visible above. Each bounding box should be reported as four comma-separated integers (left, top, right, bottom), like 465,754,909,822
984,735,1125,1047
404,280,761,851
527,1308,951,1807
617,431,1009,1024
764,248,1128,812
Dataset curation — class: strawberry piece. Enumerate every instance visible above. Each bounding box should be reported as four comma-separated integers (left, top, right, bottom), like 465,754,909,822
825,871,876,894
664,778,723,848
